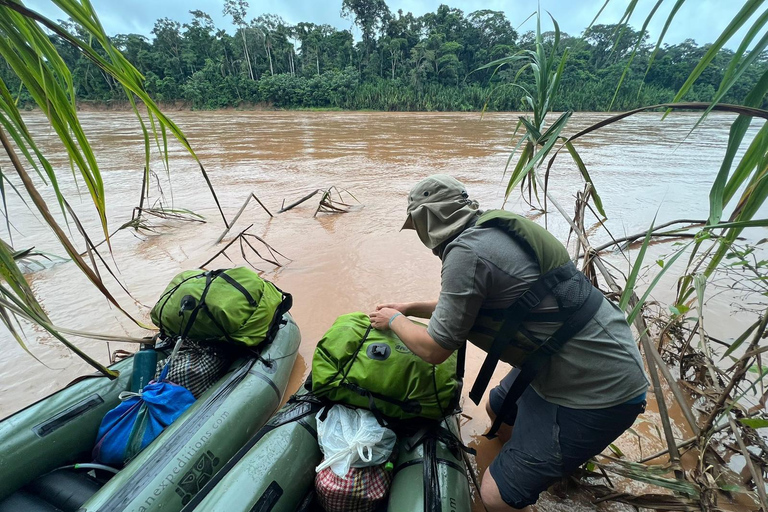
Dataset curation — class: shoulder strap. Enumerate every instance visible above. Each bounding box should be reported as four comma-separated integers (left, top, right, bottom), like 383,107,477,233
468,262,579,405
483,285,603,439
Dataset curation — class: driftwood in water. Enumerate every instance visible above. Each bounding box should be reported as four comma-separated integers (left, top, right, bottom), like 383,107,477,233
278,189,321,213
279,186,361,217
201,224,290,271
216,193,273,244
314,186,361,217
591,219,706,253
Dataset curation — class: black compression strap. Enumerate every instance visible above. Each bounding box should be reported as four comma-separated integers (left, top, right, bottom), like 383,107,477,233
484,286,604,439
469,262,580,405
485,360,540,439
539,286,603,357
342,382,422,416
155,273,202,336
218,271,257,306
263,288,293,348
456,343,466,380
424,437,442,512
180,271,218,340
311,325,372,398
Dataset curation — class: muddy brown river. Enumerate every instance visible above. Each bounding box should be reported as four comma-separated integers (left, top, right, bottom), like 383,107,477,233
1,111,765,510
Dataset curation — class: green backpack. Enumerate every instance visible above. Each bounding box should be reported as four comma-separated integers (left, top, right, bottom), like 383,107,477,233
150,267,292,347
312,312,460,421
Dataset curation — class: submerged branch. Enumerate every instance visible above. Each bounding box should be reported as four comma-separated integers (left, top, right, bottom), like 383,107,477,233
215,192,273,244
200,224,289,270
278,189,321,213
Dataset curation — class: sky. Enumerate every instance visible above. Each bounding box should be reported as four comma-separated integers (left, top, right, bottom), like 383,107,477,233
25,0,757,49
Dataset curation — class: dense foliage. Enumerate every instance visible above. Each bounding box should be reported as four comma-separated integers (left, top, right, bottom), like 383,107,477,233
2,1,766,111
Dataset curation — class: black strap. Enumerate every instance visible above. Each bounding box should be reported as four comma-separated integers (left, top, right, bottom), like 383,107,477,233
312,325,373,398
179,271,218,340
159,269,292,346
469,262,578,405
218,271,257,306
154,273,202,336
484,285,604,439
456,343,466,381
424,437,441,512
263,287,293,348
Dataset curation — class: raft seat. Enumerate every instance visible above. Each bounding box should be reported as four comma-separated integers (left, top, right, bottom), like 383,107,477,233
0,468,105,512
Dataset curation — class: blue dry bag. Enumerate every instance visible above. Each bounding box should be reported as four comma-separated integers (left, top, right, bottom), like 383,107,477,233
93,362,195,466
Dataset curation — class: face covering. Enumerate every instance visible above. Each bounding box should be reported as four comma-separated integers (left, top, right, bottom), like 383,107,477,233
407,198,479,250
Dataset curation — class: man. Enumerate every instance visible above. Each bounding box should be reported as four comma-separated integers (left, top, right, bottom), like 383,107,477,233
369,175,648,512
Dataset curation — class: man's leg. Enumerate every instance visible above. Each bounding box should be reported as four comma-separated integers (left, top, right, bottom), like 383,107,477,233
481,386,563,510
481,384,646,510
480,468,530,512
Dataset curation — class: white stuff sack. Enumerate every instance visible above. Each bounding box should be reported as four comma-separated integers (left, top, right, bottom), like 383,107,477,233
316,405,397,477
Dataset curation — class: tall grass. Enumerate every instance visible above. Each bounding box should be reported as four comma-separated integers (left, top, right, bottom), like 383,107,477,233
0,0,228,375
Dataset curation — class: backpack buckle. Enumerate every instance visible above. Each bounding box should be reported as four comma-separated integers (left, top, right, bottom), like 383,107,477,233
538,336,560,356
519,291,541,310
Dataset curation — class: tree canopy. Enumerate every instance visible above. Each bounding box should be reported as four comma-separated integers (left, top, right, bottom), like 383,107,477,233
2,1,765,111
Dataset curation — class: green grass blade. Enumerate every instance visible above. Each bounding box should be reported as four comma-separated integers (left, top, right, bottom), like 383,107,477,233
620,214,657,311
565,141,606,218
627,242,691,324
709,71,768,224
723,122,768,207
722,319,761,360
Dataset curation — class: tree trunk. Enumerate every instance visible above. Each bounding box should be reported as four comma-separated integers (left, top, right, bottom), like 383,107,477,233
263,37,274,76
240,30,254,80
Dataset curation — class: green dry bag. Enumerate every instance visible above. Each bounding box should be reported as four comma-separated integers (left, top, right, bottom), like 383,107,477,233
312,312,460,421
150,267,292,347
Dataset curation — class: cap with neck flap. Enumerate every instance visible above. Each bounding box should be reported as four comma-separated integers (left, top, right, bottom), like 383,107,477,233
402,174,479,249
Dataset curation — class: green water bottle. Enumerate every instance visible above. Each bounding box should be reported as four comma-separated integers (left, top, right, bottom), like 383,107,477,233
130,344,158,392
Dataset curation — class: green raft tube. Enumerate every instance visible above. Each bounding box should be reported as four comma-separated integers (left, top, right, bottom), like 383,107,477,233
182,382,472,512
0,313,300,512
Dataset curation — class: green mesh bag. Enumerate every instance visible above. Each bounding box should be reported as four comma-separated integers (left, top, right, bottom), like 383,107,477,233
312,312,459,421
150,267,292,347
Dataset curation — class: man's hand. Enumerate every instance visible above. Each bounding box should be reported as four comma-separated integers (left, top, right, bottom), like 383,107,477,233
375,303,410,315
369,307,400,331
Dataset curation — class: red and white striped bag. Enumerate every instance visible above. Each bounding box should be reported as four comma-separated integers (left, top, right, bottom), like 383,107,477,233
315,464,392,512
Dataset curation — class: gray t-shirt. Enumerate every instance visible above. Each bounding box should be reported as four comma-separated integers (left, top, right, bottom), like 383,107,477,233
427,222,649,409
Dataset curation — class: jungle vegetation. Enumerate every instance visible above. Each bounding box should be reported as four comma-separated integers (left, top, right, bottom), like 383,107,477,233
2,0,766,111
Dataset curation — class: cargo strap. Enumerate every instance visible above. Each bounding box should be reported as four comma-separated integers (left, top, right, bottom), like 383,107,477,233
155,269,292,348
465,261,604,439
314,325,417,427
405,424,476,457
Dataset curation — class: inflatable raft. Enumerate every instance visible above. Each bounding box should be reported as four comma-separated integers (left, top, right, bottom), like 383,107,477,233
0,313,300,512
388,415,473,512
182,384,323,512
182,382,472,512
